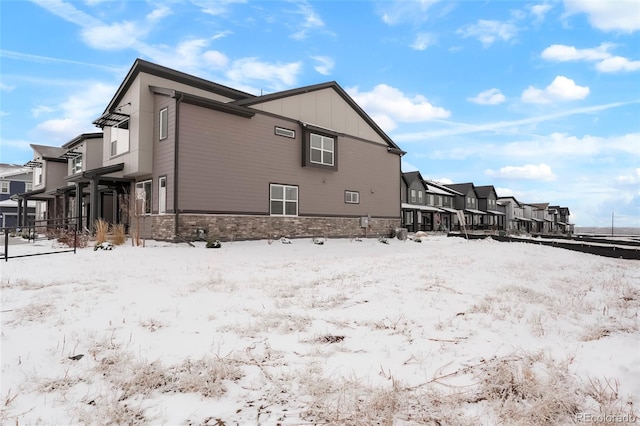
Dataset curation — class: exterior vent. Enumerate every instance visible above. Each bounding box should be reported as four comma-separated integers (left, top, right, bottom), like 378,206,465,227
275,127,295,139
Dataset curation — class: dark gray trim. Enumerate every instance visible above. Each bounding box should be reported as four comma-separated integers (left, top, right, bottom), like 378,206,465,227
301,126,338,171
174,93,183,238
99,59,254,118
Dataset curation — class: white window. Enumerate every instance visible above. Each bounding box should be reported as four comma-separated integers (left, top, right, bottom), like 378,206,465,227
158,177,167,214
410,189,416,203
135,180,152,215
71,155,83,174
25,182,32,192
270,184,298,216
345,190,359,204
275,127,295,138
110,119,130,157
437,195,442,206
310,133,334,166
0,182,8,193
405,211,413,224
418,191,423,203
159,108,168,140
427,194,434,205
34,167,43,185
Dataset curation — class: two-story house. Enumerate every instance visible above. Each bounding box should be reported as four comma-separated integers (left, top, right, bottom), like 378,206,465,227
87,58,404,241
0,165,35,228
401,171,442,232
424,180,459,232
16,145,67,227
548,205,572,234
498,196,529,233
475,185,505,231
444,183,485,231
529,203,553,234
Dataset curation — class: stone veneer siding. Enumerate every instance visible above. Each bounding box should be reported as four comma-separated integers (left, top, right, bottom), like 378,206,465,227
142,214,400,241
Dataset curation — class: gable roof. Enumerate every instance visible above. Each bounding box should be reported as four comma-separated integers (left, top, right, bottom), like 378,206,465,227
98,59,255,118
498,196,522,207
424,179,462,196
529,203,549,210
475,185,498,199
444,183,477,197
234,81,404,153
402,171,423,186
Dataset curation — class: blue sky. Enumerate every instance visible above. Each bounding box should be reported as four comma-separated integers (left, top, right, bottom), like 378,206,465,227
1,0,639,227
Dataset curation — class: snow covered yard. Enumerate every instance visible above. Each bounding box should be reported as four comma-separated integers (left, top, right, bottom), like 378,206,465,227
1,235,638,425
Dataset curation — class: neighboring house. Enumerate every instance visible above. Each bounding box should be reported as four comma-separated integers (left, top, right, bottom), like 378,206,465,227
15,145,67,227
0,165,35,227
444,183,485,231
424,180,459,232
84,58,404,240
401,171,441,232
529,203,553,234
498,196,527,233
549,205,572,234
475,185,505,231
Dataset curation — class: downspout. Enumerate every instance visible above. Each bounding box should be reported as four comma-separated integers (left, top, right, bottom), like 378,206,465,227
174,93,183,241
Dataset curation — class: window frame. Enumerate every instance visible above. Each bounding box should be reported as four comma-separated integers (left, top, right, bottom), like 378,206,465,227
159,107,168,141
275,126,295,139
158,176,167,214
71,154,83,175
410,189,417,203
110,119,130,158
270,183,298,216
25,182,32,192
345,190,360,204
135,180,152,216
417,190,423,204
0,181,9,194
302,126,338,171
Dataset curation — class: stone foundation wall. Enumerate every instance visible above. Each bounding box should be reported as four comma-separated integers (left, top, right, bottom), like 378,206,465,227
145,214,399,241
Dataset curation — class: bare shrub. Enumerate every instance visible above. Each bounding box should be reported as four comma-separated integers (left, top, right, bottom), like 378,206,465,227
110,223,126,245
585,376,637,419
57,229,89,248
95,219,109,245
11,302,55,324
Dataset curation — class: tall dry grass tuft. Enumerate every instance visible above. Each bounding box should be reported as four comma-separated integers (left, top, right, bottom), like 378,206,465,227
95,219,109,245
110,223,126,245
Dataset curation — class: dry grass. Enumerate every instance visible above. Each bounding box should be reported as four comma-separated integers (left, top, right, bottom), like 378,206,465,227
95,218,109,245
110,223,126,245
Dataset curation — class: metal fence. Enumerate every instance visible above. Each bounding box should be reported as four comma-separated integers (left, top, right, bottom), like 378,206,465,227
1,217,84,261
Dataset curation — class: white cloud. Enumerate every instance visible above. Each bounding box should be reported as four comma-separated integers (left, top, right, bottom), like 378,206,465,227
0,111,8,117
0,139,34,151
541,43,613,61
495,187,515,197
289,1,325,40
379,1,440,25
615,168,640,185
411,33,436,50
0,82,15,91
311,56,334,75
226,58,302,91
146,5,172,22
530,3,553,21
456,19,519,47
401,159,419,172
596,56,640,72
485,163,557,181
468,88,505,105
432,177,453,185
521,76,589,104
31,105,57,117
541,43,640,73
81,21,147,50
190,0,246,16
503,132,640,158
563,0,640,33
347,84,450,132
31,82,116,143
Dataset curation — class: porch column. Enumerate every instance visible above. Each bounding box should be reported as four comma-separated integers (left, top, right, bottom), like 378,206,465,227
16,199,23,227
22,198,29,227
112,189,118,224
75,182,85,229
90,178,99,232
63,192,69,227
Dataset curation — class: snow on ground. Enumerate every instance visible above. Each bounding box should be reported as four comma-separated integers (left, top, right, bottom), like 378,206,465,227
1,235,639,425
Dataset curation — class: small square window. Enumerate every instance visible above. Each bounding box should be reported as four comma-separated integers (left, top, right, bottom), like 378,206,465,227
345,190,359,204
270,184,298,216
0,182,9,194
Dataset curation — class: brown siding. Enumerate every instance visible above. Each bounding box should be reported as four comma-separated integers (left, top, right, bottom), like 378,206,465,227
177,104,400,218
152,95,176,213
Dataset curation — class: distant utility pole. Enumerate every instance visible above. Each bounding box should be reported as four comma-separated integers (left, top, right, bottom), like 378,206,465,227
611,211,614,237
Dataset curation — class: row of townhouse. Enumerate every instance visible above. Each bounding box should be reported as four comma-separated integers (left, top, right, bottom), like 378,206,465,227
11,58,572,240
12,59,405,241
400,172,573,235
